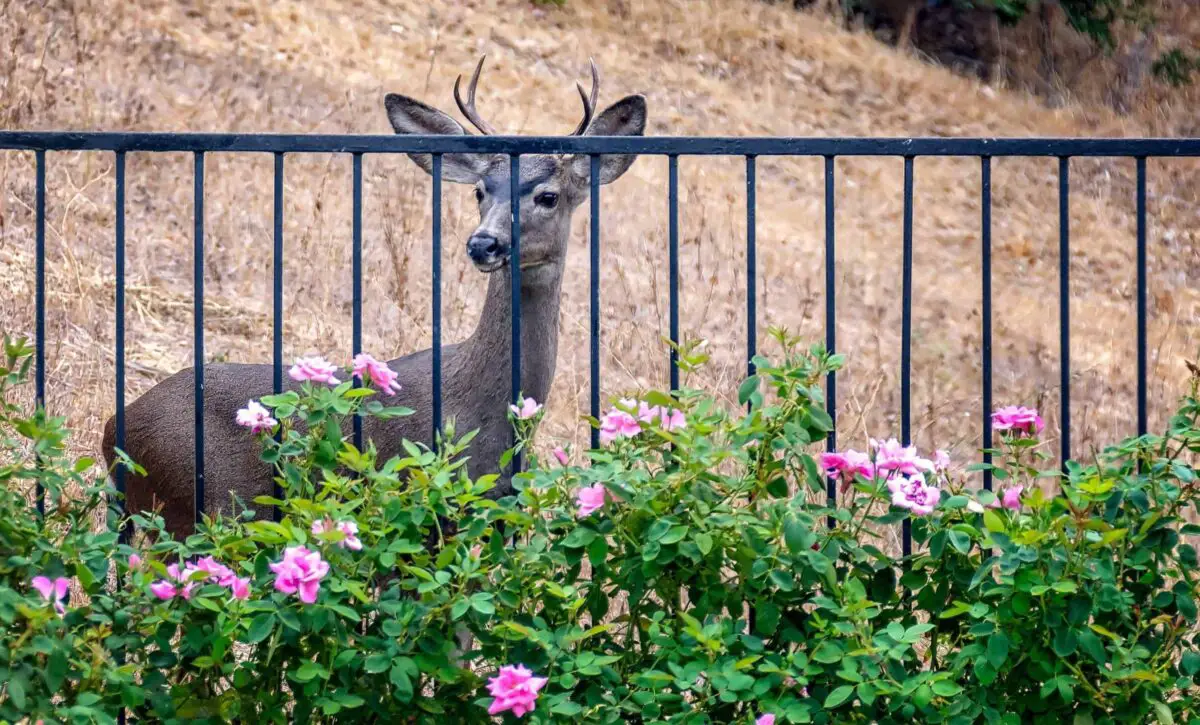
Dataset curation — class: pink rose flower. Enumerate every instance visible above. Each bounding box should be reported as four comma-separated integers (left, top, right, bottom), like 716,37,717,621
486,664,548,718
887,473,941,515
312,519,363,551
999,485,1024,511
509,396,543,420
228,576,251,601
31,575,71,616
818,450,874,480
991,406,1045,437
576,483,609,518
288,355,341,385
934,449,951,471
637,401,687,432
235,400,278,434
149,580,178,601
128,554,142,569
352,353,401,395
599,402,642,445
871,438,935,476
756,716,776,725
552,447,569,466
269,546,330,604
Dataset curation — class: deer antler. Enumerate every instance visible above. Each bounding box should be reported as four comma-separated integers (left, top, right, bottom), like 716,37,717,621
570,58,601,136
454,55,498,136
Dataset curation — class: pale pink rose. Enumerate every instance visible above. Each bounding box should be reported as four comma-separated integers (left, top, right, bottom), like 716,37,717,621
235,400,278,434
228,576,251,601
509,396,543,420
552,447,569,466
661,407,687,432
819,450,874,480
991,406,1044,437
756,716,776,725
871,438,935,476
288,356,341,385
269,546,330,604
31,575,71,616
886,473,941,516
576,483,608,518
486,664,548,718
1000,485,1024,511
636,401,686,432
352,353,401,395
149,580,177,601
128,554,142,569
312,519,363,551
934,449,951,471
599,403,642,445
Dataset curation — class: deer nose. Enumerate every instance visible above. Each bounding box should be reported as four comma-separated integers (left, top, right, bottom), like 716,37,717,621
467,234,507,265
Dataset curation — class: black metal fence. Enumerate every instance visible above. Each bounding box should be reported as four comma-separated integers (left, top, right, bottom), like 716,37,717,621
3,131,1200,557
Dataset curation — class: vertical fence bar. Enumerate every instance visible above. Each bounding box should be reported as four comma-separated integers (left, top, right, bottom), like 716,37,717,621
352,153,364,450
193,152,206,524
114,150,128,725
272,152,285,521
746,156,757,381
1058,157,1071,468
114,151,128,539
432,154,443,438
34,149,46,517
509,155,522,470
1136,157,1147,439
824,156,837,527
901,156,914,558
668,155,680,393
590,154,601,449
981,156,993,491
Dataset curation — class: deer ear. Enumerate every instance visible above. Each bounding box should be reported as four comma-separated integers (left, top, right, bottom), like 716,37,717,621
384,93,489,183
573,94,647,185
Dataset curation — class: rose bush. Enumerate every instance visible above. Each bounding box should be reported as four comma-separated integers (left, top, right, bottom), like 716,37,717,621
0,330,1197,723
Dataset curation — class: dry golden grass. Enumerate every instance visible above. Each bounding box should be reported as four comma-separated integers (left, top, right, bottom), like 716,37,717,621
1,0,1198,547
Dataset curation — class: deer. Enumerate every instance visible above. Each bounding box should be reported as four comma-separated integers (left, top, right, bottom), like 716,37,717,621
101,56,648,538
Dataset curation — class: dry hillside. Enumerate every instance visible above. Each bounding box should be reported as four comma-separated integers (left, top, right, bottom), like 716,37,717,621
1,0,1198,501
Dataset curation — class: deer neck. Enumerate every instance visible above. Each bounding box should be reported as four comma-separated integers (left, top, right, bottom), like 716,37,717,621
459,263,563,406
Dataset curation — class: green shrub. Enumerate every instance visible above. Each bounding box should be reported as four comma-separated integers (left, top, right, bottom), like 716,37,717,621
0,330,1197,723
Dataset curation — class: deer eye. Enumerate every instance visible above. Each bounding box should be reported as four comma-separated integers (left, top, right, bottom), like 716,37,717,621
474,187,485,204
534,191,558,209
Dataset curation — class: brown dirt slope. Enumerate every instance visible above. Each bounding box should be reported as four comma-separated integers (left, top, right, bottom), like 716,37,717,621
1,0,1197,483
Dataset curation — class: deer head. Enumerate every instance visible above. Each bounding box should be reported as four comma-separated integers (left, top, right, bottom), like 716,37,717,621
384,56,646,287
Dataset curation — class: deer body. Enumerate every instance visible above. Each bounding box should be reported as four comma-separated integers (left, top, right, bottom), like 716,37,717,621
101,57,647,538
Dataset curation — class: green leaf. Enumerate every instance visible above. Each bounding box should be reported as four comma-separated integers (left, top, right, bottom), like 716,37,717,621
986,633,1010,669
8,673,26,710
364,654,391,674
812,642,844,664
245,613,275,644
277,608,302,633
983,509,1006,533
784,516,812,554
695,532,714,556
1078,630,1106,665
1152,702,1174,725
1180,651,1200,676
562,528,597,549
660,525,689,545
824,685,855,708
932,681,962,697
46,650,68,692
1053,629,1078,657
738,376,760,406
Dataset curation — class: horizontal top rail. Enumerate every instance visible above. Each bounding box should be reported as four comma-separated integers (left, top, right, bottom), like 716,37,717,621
2,132,1200,157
